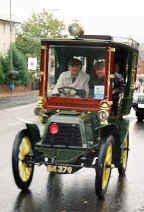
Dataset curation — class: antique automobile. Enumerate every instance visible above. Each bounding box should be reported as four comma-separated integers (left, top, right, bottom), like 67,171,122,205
12,24,139,199
132,91,144,122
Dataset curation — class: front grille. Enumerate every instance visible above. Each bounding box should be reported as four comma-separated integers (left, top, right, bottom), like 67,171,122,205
42,123,82,146
138,96,144,104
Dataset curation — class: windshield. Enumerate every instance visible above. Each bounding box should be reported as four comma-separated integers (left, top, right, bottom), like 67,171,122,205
48,45,107,100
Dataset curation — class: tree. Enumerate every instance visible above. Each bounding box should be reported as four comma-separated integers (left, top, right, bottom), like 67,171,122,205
16,9,67,60
0,45,31,86
0,60,5,85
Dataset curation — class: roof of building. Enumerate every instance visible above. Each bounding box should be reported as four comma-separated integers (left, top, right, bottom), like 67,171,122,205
0,18,20,24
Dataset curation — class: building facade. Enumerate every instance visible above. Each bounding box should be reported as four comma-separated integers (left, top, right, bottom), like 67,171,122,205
0,18,18,55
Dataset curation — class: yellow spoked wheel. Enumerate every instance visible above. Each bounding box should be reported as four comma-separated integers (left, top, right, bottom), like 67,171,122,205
102,143,112,190
95,135,114,199
12,129,34,190
118,133,129,177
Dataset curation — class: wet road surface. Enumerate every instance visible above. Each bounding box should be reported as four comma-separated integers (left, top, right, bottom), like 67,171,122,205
0,103,144,212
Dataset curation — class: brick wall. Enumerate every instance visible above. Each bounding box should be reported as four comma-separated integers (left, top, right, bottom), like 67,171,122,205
0,85,32,93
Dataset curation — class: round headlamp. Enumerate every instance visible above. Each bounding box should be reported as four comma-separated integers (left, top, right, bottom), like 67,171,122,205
68,23,84,38
98,110,109,124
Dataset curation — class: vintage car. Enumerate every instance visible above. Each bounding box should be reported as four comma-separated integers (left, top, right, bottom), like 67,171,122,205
12,23,139,199
132,91,144,122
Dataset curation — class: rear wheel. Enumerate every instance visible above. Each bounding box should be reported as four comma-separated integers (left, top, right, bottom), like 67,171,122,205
137,115,143,122
95,135,114,199
137,110,143,122
118,133,129,177
12,129,34,190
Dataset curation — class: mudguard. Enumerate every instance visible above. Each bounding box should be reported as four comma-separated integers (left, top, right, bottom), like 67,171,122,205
26,123,41,145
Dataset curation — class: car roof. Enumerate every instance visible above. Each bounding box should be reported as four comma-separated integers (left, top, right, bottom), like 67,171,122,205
41,35,139,52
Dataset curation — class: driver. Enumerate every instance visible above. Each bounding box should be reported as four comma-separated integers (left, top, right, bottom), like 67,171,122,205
52,58,89,97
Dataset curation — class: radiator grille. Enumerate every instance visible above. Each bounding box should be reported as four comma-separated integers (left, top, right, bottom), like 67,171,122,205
43,123,82,146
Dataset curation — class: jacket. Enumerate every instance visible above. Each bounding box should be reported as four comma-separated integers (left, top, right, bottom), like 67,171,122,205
52,70,90,97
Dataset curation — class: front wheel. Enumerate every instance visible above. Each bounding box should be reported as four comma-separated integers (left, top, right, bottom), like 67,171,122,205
118,133,129,177
12,129,34,190
95,135,114,199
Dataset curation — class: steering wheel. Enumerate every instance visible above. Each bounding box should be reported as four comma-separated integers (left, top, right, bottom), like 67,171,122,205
58,87,78,97
57,87,86,98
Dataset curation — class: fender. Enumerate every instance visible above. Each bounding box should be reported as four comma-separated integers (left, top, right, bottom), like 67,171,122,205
96,124,122,167
26,123,41,145
95,124,120,143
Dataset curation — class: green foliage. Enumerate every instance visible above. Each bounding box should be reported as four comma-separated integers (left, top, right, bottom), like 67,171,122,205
0,60,5,84
0,56,10,85
11,45,31,86
16,9,67,60
0,45,31,86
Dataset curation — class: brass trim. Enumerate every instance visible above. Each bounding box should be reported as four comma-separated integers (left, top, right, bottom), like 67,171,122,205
101,99,112,106
41,45,47,49
100,120,108,125
110,74,115,79
130,85,135,89
109,47,115,52
108,101,113,105
37,96,43,108
100,103,109,110
39,96,44,100
107,48,112,98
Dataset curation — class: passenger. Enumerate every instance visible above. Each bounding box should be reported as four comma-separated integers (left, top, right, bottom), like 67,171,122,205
52,58,89,97
112,63,125,115
89,60,105,98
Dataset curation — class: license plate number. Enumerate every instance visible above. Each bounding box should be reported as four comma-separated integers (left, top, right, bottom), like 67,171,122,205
47,165,72,174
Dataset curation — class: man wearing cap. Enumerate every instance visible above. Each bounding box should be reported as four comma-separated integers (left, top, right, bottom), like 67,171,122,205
52,58,89,97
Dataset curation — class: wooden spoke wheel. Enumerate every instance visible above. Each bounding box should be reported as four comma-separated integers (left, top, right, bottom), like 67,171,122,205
118,133,129,177
95,135,114,199
12,129,34,190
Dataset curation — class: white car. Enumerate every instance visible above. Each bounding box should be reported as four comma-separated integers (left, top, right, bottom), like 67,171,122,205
133,91,144,122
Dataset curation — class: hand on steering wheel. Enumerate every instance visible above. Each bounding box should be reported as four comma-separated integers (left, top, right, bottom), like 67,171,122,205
58,87,77,97
58,87,86,98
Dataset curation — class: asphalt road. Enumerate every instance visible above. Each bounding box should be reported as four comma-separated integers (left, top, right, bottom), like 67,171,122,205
0,102,144,212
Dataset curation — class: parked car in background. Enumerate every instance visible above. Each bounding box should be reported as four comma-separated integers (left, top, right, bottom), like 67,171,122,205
133,91,144,122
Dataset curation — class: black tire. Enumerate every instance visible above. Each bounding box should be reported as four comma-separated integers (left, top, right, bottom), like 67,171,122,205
118,133,129,177
137,115,143,122
137,110,143,122
95,135,114,199
12,129,34,190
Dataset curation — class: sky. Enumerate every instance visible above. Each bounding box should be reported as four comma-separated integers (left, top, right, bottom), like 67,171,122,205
1,0,144,43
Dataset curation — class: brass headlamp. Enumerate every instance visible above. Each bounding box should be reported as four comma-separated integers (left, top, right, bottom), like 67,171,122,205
68,23,84,38
98,102,109,125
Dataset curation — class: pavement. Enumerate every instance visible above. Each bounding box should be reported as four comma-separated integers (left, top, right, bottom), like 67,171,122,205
0,90,39,98
0,90,39,110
